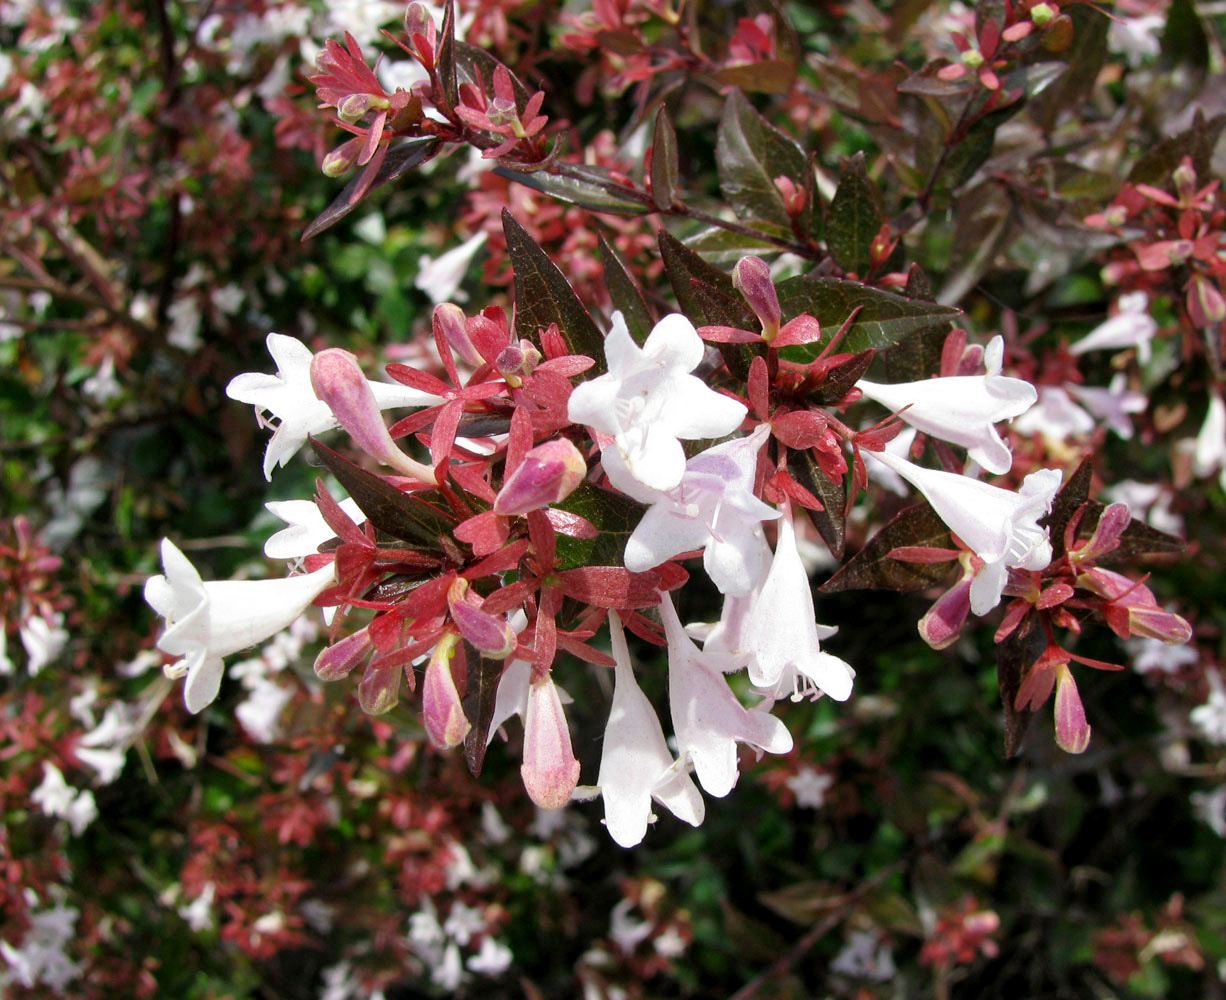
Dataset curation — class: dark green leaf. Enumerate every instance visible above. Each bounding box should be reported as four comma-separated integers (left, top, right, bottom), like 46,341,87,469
822,502,952,593
303,140,441,240
310,438,454,550
813,349,875,405
775,276,961,358
998,611,1044,758
1041,457,1091,562
683,226,785,263
462,651,502,776
827,152,883,276
651,106,680,211
552,482,645,569
715,89,808,229
494,166,650,216
787,449,846,558
502,209,606,373
436,0,458,108
1128,111,1226,186
883,321,945,383
658,228,741,321
454,41,532,111
1029,6,1108,132
1160,0,1209,78
597,235,654,345
904,263,934,301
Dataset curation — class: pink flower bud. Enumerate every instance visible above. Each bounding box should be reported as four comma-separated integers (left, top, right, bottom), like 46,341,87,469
1173,158,1197,203
321,139,362,177
423,632,470,749
520,674,581,809
433,303,483,367
1187,274,1226,328
337,93,382,124
732,256,781,340
314,627,373,681
1072,502,1131,562
918,573,973,650
404,1,433,37
1053,664,1090,754
358,657,402,715
1077,567,1194,644
495,339,542,387
447,578,516,657
310,348,436,482
494,438,586,515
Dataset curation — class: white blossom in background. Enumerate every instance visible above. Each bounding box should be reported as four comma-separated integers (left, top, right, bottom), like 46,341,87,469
1069,375,1147,440
0,889,80,992
1192,786,1226,838
1190,673,1226,745
1128,637,1199,675
167,295,202,351
1108,13,1165,65
20,611,67,675
466,937,513,976
30,763,97,836
1104,480,1184,536
609,899,653,954
1012,385,1095,443
178,882,216,932
415,231,488,304
1193,391,1226,491
81,353,122,404
787,766,835,809
235,676,296,743
76,702,139,785
831,929,898,981
1070,291,1158,361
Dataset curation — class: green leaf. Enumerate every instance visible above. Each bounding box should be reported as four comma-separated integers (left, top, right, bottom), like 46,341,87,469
494,165,650,216
775,276,961,358
1029,6,1109,133
436,0,458,108
682,226,786,264
883,321,945,383
552,482,644,569
502,209,606,373
597,235,654,345
303,140,441,240
461,651,502,777
709,59,796,95
1128,110,1226,186
787,450,846,559
1160,0,1209,78
651,106,680,211
827,152,882,276
715,89,808,230
310,439,454,550
998,610,1043,758
822,502,953,593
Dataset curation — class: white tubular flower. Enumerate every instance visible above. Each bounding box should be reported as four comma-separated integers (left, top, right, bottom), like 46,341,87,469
414,230,487,304
226,332,440,480
623,425,778,596
1068,375,1146,440
1193,390,1226,491
659,592,792,798
739,503,855,701
263,497,366,560
144,539,336,713
1012,386,1094,443
597,611,705,847
1069,291,1158,362
567,312,747,493
864,450,1062,614
855,336,1036,475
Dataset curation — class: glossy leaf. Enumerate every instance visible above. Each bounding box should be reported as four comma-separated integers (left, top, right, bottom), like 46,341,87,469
310,438,454,550
502,209,606,374
775,276,960,358
597,235,654,345
461,651,503,776
303,140,441,240
827,152,882,276
1030,6,1109,133
683,225,785,263
998,610,1043,758
787,449,846,558
822,502,953,593
812,349,875,404
651,106,680,211
494,165,650,216
552,482,645,569
436,0,458,108
715,89,808,230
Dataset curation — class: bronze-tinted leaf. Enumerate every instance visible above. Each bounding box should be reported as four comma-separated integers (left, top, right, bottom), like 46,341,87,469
822,502,952,593
715,89,808,230
813,349,874,404
827,152,882,276
494,165,650,216
462,651,503,776
1041,457,1091,562
310,438,453,550
650,106,680,211
998,610,1044,758
1029,5,1108,132
436,0,458,108
787,449,846,558
597,235,654,345
1128,110,1226,186
503,210,606,374
552,482,645,569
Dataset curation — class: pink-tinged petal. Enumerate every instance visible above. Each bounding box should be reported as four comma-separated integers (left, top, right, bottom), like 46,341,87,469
423,634,470,749
919,575,973,650
1053,664,1091,754
520,674,581,809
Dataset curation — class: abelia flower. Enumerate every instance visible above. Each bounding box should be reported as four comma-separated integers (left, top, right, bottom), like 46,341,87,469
622,425,778,596
1068,375,1147,440
567,312,747,493
1076,567,1193,644
144,539,336,712
263,497,366,560
855,336,1037,475
659,592,792,797
415,231,488,305
1193,390,1226,491
1069,291,1158,362
864,450,1061,614
1012,385,1095,443
597,611,704,847
737,503,854,701
520,672,581,809
226,333,438,480
493,438,586,516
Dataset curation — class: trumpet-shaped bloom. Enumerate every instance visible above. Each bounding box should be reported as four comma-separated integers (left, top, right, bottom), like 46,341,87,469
1193,390,1226,491
623,425,778,595
263,497,366,560
1070,291,1158,362
597,611,704,847
864,450,1061,614
567,312,747,492
226,332,439,480
738,504,855,700
144,539,336,713
520,673,581,810
855,336,1036,475
659,592,792,797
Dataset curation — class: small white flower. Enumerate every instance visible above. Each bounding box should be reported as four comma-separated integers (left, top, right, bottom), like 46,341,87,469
31,763,97,836
1012,386,1095,443
235,676,295,743
1070,291,1158,362
263,497,366,560
786,766,835,809
1068,374,1147,440
568,313,747,493
178,882,216,932
0,890,80,991
144,538,336,713
20,612,67,676
226,333,439,480
1128,637,1199,675
831,929,897,981
1193,391,1226,492
467,936,513,976
1192,785,1226,838
415,230,488,304
1191,673,1226,746
856,336,1036,475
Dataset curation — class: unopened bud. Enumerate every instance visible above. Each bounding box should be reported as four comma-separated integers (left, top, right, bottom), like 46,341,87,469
358,657,402,715
447,578,516,657
1173,158,1197,202
732,256,781,340
1187,274,1226,328
423,632,470,748
434,303,482,367
494,339,542,387
918,573,973,650
404,1,432,37
773,175,807,217
315,627,374,681
494,438,586,515
337,93,382,124
310,348,436,482
322,140,360,177
960,48,985,69
1053,664,1090,754
1071,502,1131,563
1042,13,1074,52
520,674,581,809
1030,3,1056,26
